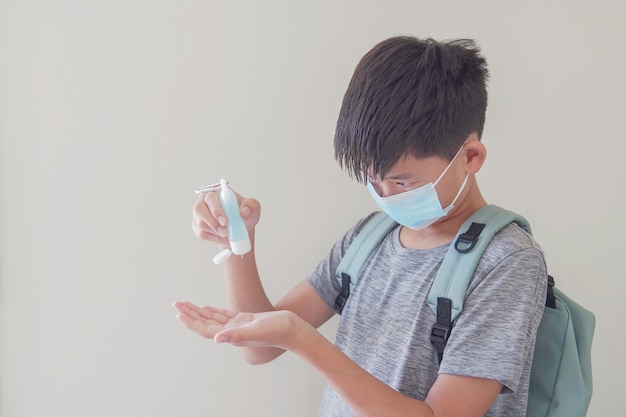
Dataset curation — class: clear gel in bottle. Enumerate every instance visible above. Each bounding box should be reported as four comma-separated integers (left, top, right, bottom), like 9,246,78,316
213,179,251,264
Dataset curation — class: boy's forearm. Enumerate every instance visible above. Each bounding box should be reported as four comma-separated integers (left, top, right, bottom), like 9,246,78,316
222,229,274,313
293,323,434,417
222,229,285,363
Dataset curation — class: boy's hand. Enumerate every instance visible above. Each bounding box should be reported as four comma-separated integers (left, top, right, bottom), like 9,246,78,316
191,189,261,244
173,301,306,351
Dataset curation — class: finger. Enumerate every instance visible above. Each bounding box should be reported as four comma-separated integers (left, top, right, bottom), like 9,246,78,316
213,322,260,346
173,301,206,321
174,302,238,338
173,302,234,324
172,300,190,313
214,329,232,344
213,315,268,347
207,187,258,230
202,192,229,230
197,305,238,322
239,197,261,228
173,302,210,327
176,312,224,339
172,300,206,315
192,195,227,239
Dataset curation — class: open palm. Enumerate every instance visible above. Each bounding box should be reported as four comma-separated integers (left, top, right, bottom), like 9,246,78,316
173,301,302,350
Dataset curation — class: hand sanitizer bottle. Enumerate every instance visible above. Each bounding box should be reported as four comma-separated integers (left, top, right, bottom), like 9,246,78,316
213,179,251,264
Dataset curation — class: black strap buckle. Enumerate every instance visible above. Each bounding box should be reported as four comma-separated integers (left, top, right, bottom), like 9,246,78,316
431,297,453,363
454,222,485,253
546,275,556,309
430,323,451,348
334,273,352,313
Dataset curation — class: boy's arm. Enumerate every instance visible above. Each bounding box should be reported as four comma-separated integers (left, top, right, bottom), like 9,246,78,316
221,243,333,327
221,228,273,312
192,189,335,363
299,327,502,417
175,304,502,417
224,250,335,364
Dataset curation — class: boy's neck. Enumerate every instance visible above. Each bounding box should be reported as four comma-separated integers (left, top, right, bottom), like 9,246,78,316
398,190,487,250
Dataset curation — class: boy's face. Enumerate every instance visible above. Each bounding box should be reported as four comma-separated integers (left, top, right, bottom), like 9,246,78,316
367,152,468,207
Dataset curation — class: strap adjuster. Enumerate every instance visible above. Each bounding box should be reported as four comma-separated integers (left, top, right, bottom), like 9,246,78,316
546,275,556,309
430,323,451,346
334,273,352,312
454,222,485,253
431,297,453,363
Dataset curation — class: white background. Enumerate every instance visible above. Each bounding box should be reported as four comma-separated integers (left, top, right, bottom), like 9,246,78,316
1,1,623,416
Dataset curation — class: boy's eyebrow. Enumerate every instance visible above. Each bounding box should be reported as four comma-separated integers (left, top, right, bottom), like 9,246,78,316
382,173,414,181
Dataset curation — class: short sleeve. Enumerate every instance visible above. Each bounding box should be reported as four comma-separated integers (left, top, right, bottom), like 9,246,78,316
438,246,547,393
306,212,379,314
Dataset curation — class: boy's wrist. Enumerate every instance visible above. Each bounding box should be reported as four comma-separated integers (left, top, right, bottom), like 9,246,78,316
289,316,327,360
290,313,311,352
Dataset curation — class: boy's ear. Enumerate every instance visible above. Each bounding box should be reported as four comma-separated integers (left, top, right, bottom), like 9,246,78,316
463,133,487,174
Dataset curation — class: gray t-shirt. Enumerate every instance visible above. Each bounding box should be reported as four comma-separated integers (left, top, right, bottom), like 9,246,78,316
307,212,547,417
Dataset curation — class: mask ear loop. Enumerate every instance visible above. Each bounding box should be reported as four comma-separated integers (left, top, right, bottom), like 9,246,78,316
447,174,469,209
433,141,469,187
435,141,471,211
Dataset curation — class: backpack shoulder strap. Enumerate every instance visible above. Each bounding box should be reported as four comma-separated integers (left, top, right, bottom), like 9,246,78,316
334,205,529,317
428,204,530,362
334,211,397,312
427,204,531,321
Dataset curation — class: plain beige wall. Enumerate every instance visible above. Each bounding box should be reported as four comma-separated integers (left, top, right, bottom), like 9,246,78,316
1,1,623,416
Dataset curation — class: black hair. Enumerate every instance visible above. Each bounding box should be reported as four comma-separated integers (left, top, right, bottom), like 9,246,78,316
334,36,489,183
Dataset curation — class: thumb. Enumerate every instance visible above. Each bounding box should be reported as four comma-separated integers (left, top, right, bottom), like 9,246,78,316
213,324,265,347
240,197,261,227
214,327,250,346
213,330,232,344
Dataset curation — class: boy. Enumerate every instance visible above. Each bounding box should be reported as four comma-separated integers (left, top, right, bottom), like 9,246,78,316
174,36,547,417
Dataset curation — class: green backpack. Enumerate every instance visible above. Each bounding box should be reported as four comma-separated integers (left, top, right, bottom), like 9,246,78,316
334,205,595,417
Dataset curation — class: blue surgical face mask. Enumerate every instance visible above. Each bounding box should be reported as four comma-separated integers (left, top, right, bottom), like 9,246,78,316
367,146,469,230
